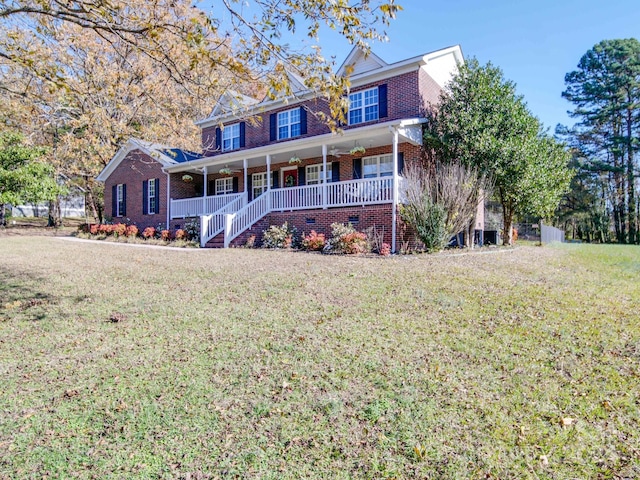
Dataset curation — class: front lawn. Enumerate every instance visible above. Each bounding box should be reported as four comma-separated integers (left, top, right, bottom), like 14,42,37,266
1,237,638,478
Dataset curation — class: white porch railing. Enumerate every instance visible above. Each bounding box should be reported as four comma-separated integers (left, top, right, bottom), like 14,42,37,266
271,184,324,210
171,192,244,219
326,177,393,207
200,193,248,247
224,192,271,248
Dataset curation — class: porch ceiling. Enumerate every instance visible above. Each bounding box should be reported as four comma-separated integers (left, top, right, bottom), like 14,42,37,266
166,118,425,173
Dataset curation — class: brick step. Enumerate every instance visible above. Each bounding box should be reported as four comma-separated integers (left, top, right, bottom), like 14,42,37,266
205,232,225,248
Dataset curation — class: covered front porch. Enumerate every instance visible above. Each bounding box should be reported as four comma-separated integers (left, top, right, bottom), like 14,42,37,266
165,118,424,249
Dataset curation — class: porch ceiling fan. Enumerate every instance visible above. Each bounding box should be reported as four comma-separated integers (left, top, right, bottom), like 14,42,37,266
329,144,367,158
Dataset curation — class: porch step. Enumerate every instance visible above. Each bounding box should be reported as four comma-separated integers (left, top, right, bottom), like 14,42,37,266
205,232,225,248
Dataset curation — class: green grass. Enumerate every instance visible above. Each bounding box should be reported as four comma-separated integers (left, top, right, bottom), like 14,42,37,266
1,237,639,479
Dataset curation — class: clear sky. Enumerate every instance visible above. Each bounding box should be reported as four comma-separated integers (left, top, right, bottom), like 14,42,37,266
280,0,640,132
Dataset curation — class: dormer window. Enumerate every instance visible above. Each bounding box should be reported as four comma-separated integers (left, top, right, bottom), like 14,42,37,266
349,87,378,125
222,123,240,151
277,108,301,140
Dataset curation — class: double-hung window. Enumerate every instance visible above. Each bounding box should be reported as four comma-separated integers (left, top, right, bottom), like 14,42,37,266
252,172,271,198
349,87,379,125
306,163,332,185
216,177,234,195
147,179,156,214
277,108,301,140
363,155,393,178
116,184,125,216
222,123,240,151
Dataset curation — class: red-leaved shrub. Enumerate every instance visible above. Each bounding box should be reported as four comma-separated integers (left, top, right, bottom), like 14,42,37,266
142,226,156,239
379,242,391,256
90,224,99,235
174,229,188,240
126,225,139,237
160,229,172,241
113,223,126,236
302,230,326,251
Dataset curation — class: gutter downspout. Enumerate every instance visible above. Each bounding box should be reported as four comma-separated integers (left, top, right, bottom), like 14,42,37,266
165,171,171,229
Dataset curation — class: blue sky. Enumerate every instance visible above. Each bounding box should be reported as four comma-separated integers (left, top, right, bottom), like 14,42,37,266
307,0,640,132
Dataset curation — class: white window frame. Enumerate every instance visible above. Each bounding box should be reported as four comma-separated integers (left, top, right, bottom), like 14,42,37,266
147,179,156,214
215,177,234,195
222,123,240,152
348,87,378,125
362,155,393,178
116,184,124,217
252,172,272,198
277,108,301,140
306,163,333,185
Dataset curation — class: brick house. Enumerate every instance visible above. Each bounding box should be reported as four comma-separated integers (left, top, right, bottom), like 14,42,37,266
98,45,479,250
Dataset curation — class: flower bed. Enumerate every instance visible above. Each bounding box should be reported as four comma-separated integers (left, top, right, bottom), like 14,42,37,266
76,223,199,247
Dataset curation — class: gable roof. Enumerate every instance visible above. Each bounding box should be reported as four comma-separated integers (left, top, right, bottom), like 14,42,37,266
96,138,202,182
336,46,388,77
209,90,260,118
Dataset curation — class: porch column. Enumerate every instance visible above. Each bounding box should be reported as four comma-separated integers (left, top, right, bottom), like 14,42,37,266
392,128,399,253
166,172,171,228
322,144,328,209
202,166,208,214
266,154,271,209
243,159,248,199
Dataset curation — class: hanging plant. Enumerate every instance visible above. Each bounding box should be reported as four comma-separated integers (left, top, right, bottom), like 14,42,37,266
181,174,193,183
289,156,301,164
219,167,233,176
349,146,366,156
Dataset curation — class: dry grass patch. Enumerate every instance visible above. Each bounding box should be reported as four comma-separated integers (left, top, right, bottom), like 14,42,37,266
1,237,639,478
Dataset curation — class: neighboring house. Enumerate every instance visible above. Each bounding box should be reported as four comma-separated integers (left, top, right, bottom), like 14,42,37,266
98,45,474,251
11,174,86,218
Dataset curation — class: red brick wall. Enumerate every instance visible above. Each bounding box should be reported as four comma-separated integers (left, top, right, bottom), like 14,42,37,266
103,150,168,229
202,71,426,156
230,204,395,248
418,68,443,114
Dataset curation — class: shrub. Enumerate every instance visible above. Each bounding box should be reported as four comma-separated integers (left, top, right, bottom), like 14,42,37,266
99,224,115,235
142,226,156,239
89,224,99,235
379,242,391,256
126,225,139,237
244,234,256,248
113,223,127,237
364,226,388,255
325,223,371,254
302,230,326,251
262,222,298,249
174,229,188,241
160,229,172,241
183,218,200,242
400,201,448,253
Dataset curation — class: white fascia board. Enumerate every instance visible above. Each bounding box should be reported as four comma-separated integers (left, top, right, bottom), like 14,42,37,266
165,118,425,173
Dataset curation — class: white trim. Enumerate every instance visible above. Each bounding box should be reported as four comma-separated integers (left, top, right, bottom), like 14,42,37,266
215,177,234,195
337,46,388,77
348,86,379,125
222,123,241,152
277,107,302,140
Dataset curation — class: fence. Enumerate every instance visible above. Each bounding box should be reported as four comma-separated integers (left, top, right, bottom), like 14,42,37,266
541,221,565,244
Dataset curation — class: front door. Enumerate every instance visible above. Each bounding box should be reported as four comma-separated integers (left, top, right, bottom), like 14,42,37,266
282,167,298,188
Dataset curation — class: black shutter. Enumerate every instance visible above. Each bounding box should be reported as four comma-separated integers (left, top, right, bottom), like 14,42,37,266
353,158,362,179
239,122,246,148
269,114,277,141
298,166,306,186
398,152,405,176
331,162,340,182
378,84,388,119
215,127,221,151
299,107,307,135
121,184,127,217
111,185,117,217
247,175,253,201
209,179,216,195
272,171,279,189
142,180,148,215
154,178,160,214
232,176,239,193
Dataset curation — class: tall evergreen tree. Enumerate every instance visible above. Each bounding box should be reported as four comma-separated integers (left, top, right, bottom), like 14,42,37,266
425,59,572,245
563,38,640,243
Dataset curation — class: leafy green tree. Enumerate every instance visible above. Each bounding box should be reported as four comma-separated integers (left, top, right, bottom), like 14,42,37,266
0,131,62,225
425,59,573,245
562,38,640,243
